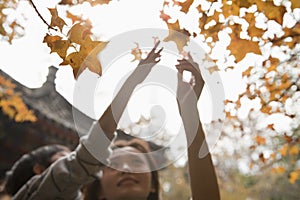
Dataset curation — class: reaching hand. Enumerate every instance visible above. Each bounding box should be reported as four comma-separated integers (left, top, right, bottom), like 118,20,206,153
137,41,163,70
175,52,204,105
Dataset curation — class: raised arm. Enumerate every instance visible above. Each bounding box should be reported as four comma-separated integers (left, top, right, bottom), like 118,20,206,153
12,42,163,200
175,53,220,200
98,41,163,140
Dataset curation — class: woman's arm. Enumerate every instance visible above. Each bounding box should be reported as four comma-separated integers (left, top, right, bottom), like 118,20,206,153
12,42,163,200
175,53,220,200
98,41,163,139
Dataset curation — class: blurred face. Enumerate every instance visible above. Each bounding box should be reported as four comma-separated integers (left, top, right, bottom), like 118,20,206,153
100,146,153,200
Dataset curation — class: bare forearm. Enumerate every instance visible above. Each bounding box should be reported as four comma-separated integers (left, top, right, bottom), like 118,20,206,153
98,67,151,138
180,103,220,200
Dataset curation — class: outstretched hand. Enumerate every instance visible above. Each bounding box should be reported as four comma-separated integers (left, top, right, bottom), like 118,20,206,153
175,52,204,105
137,41,163,70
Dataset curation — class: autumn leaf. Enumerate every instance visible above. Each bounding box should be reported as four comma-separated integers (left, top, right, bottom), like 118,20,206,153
279,144,288,157
271,166,285,174
228,35,261,62
43,34,70,59
66,11,82,24
242,66,253,77
221,0,240,18
289,145,299,156
255,135,266,145
160,10,171,22
207,66,219,74
255,0,286,25
48,8,67,32
289,171,299,184
68,22,92,45
163,20,191,52
130,43,142,62
178,0,193,14
245,12,265,38
291,0,300,10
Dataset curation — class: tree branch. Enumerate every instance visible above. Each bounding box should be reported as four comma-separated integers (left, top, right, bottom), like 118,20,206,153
28,0,58,31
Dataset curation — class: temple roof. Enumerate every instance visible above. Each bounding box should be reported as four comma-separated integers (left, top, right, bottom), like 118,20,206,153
0,66,95,136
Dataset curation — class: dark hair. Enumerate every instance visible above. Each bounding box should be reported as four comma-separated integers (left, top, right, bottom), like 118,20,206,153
4,144,70,195
84,131,161,200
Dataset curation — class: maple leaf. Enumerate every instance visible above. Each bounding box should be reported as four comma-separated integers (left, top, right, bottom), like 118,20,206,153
48,8,67,32
245,13,265,38
291,0,300,10
163,20,191,52
242,66,253,77
68,22,92,45
289,171,299,184
255,135,266,145
66,11,82,24
207,66,219,74
160,10,171,22
222,0,240,18
228,35,261,62
255,1,286,25
130,43,142,62
178,0,193,14
43,34,70,59
59,0,73,5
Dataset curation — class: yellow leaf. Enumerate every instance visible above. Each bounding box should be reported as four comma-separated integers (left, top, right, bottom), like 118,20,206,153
130,43,142,62
207,66,219,74
160,10,171,22
289,145,299,156
242,66,253,77
48,8,67,32
222,0,240,18
271,166,285,174
260,105,272,114
255,135,266,145
279,145,288,157
178,0,194,14
289,171,299,184
255,1,286,25
228,35,261,62
163,20,191,52
291,0,300,10
64,52,85,78
68,23,92,45
66,11,82,24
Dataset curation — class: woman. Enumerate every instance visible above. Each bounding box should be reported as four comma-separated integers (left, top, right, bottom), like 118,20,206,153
13,41,220,199
2,144,70,196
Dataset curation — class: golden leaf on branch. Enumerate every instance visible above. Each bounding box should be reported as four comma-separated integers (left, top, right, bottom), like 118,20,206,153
130,43,142,62
68,22,92,45
48,8,67,32
228,35,261,62
178,0,194,14
164,20,191,52
255,0,286,25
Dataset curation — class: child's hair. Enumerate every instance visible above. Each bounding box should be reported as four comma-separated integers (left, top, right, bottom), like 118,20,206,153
4,144,70,195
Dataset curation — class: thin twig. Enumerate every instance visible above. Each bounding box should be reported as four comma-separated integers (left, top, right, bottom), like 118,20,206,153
28,0,58,31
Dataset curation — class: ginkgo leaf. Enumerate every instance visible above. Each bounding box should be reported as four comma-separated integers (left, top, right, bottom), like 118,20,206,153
178,0,193,14
163,20,191,52
228,35,261,62
48,8,67,32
